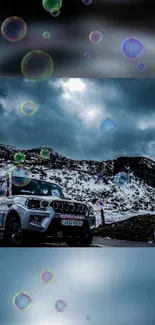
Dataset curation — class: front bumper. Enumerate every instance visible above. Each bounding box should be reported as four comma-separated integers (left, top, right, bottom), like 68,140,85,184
18,205,95,240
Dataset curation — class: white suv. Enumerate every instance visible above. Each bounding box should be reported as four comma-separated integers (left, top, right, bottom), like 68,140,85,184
0,177,96,247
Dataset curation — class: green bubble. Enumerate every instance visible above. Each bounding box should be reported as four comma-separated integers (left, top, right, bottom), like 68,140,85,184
14,152,25,163
40,149,50,159
42,0,62,12
21,50,54,82
43,31,51,39
50,9,60,17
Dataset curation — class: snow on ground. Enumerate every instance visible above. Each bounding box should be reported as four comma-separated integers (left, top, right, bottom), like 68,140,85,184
0,161,155,227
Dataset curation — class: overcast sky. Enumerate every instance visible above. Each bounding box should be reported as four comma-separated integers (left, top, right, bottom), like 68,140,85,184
1,248,155,325
0,78,155,161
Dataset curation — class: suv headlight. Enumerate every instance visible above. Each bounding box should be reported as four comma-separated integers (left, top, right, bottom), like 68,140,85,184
25,198,50,210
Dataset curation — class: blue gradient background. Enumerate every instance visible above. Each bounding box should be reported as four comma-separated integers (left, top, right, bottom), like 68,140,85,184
0,248,155,325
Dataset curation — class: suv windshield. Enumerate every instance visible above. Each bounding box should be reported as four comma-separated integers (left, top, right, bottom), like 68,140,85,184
12,178,64,198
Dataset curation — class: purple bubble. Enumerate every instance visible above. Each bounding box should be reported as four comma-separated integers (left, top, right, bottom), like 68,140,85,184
55,299,67,312
84,51,91,59
121,36,145,59
82,0,92,5
40,270,54,283
137,62,146,71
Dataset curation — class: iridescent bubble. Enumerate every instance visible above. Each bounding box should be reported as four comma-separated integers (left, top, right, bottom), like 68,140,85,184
97,174,103,181
82,0,92,4
21,100,37,116
0,187,7,198
21,50,54,82
40,149,50,160
42,0,62,12
86,316,91,320
12,292,33,311
50,9,60,17
137,62,146,71
63,76,69,83
84,51,91,59
43,31,51,39
89,31,102,44
40,270,55,283
1,16,27,42
101,118,116,134
55,299,67,312
14,152,25,163
96,200,104,210
121,37,145,59
9,165,32,187
114,172,129,186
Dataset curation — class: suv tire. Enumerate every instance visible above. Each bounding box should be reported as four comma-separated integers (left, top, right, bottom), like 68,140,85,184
3,217,23,247
3,217,42,247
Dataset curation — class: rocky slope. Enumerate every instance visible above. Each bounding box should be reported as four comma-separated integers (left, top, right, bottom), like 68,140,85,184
0,144,155,227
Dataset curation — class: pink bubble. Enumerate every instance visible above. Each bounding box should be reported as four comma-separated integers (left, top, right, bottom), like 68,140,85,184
89,31,102,44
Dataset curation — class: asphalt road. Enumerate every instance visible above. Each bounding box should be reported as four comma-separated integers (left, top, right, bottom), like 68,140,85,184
0,235,155,247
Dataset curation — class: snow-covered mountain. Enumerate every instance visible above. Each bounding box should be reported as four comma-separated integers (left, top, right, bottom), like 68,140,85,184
0,144,155,226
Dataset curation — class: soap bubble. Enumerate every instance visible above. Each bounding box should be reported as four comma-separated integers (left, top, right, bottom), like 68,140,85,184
21,100,37,116
0,187,7,198
101,118,116,134
55,299,67,312
14,152,25,164
21,50,54,82
89,31,102,44
137,62,146,71
40,149,50,160
63,76,69,83
50,9,60,17
82,0,92,5
42,0,62,12
1,16,27,42
114,172,129,186
84,51,91,59
9,165,32,187
96,200,104,210
12,292,34,311
121,37,145,59
43,31,51,39
40,270,55,283
97,174,103,181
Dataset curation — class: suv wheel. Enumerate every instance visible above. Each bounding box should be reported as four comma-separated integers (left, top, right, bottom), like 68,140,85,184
3,217,23,247
3,218,42,247
66,233,93,247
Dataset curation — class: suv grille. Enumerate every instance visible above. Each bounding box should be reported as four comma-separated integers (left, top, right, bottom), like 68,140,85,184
50,200,88,215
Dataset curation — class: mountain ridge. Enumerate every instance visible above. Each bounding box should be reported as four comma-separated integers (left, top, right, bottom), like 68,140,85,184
0,144,155,226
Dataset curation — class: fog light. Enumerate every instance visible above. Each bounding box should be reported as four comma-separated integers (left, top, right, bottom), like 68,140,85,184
30,215,43,225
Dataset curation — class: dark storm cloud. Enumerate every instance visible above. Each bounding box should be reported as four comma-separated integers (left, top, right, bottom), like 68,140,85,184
0,78,155,161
